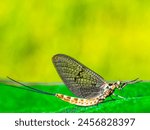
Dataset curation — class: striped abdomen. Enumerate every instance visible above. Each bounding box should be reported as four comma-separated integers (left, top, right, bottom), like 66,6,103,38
56,93,104,106
55,85,116,106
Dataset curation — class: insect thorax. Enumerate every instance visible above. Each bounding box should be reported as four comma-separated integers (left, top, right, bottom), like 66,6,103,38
100,83,117,98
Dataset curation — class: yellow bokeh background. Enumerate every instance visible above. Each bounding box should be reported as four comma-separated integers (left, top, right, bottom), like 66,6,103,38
0,0,150,82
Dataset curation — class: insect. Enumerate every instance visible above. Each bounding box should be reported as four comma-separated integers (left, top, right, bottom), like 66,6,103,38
8,54,141,106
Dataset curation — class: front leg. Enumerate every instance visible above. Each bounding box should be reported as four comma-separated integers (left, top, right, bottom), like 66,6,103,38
112,93,126,99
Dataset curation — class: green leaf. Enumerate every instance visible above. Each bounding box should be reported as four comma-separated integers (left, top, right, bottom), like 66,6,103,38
0,81,150,113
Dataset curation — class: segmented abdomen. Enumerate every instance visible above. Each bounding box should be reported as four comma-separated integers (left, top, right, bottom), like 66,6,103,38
56,93,104,106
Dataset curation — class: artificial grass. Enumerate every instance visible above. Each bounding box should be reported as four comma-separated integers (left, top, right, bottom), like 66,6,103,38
0,81,150,113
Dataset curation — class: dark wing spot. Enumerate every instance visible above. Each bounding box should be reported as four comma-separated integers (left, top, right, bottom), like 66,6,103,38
74,69,84,82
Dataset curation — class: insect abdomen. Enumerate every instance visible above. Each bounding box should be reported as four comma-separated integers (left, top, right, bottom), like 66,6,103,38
56,93,103,106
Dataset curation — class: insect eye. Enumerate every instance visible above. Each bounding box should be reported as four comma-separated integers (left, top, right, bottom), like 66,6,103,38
106,86,109,89
108,83,112,86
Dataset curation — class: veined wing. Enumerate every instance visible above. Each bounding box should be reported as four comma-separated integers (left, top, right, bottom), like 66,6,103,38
52,54,106,98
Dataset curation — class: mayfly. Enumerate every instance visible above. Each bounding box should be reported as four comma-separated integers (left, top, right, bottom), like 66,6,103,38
8,54,141,106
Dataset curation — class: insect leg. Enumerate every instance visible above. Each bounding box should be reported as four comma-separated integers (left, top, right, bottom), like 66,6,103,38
110,95,115,100
112,93,126,99
119,78,142,89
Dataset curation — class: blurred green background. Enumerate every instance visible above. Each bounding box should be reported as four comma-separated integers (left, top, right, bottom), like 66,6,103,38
0,0,150,82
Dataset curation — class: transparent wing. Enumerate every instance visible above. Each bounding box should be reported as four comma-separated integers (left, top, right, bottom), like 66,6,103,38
52,54,106,98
